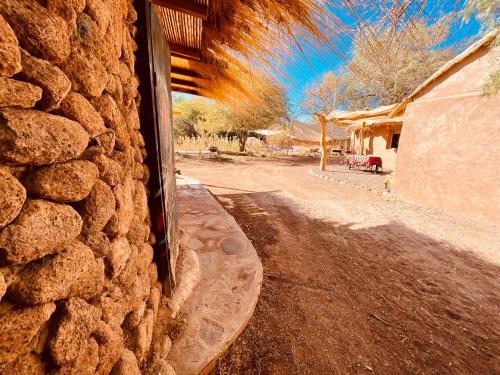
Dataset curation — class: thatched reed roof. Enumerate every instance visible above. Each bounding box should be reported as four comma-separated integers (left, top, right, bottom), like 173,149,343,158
326,103,399,122
151,0,341,104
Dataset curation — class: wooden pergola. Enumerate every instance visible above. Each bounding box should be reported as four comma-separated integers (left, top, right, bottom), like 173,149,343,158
315,103,402,170
150,0,210,96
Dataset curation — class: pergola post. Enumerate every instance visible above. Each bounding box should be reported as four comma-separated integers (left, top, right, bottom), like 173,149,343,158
316,114,328,171
359,122,365,155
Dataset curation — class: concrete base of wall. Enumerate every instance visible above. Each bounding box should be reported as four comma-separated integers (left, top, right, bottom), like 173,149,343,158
167,177,263,375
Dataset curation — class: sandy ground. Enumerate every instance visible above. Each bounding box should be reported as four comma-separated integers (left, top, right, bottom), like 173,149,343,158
176,156,500,375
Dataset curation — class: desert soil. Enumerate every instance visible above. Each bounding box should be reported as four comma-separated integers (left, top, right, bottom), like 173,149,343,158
177,156,500,375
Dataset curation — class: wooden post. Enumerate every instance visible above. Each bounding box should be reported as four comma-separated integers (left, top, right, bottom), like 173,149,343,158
359,122,365,155
318,114,328,171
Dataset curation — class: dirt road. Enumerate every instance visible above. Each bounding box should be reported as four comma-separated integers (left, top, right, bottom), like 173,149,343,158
177,157,500,375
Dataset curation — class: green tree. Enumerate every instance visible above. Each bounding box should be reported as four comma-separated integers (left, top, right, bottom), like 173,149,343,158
227,80,289,151
304,14,458,114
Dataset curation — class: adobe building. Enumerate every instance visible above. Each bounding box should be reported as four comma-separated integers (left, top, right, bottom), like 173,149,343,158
327,104,403,171
0,0,332,374
392,31,500,222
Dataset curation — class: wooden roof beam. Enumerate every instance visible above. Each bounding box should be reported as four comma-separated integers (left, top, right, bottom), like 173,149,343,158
171,85,201,96
151,0,208,20
171,77,200,89
170,42,201,60
171,66,202,79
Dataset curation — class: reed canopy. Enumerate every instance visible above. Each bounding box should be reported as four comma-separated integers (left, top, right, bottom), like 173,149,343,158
151,0,343,105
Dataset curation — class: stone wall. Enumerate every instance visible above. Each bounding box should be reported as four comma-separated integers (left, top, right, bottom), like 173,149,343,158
0,0,173,373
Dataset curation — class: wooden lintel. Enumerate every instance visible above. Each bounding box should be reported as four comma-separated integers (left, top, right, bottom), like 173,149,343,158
171,66,202,79
171,86,201,96
171,77,200,88
169,42,201,60
151,0,208,20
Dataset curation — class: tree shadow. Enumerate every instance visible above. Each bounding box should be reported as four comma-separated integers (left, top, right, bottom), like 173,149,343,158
214,190,500,375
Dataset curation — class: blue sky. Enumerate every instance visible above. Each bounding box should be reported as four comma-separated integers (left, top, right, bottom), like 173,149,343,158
174,1,482,120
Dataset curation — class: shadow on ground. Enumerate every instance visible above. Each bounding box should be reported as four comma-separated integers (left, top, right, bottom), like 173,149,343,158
212,191,500,375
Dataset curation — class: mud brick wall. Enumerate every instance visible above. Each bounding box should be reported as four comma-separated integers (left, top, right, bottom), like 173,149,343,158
0,1,173,373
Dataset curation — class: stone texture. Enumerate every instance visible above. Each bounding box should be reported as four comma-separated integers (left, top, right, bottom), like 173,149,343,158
60,49,108,98
2,353,47,375
94,320,124,375
0,0,71,64
0,77,42,108
0,15,21,77
0,303,55,370
49,298,101,366
0,108,89,166
158,361,176,375
110,348,141,375
81,231,111,258
133,181,148,221
137,243,154,276
9,241,105,304
92,154,124,186
107,237,131,277
133,308,154,364
92,94,130,150
24,160,99,202
57,91,106,138
0,170,26,229
104,173,134,236
127,215,150,246
18,49,71,111
0,273,5,302
80,179,116,234
45,0,87,35
124,301,146,329
86,0,112,37
0,199,82,264
55,338,99,375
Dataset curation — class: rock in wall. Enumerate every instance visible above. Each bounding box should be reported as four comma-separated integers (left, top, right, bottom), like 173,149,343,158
0,1,172,373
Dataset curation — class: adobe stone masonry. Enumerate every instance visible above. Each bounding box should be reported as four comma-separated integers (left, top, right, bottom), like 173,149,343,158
0,1,173,373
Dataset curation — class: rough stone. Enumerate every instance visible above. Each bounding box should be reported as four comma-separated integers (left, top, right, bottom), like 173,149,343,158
57,91,106,138
45,0,87,35
0,0,71,63
133,308,154,364
9,241,105,304
55,338,99,375
0,15,21,77
158,360,176,375
0,170,26,229
18,49,71,111
147,286,161,323
49,298,101,366
104,173,134,236
149,263,159,286
0,303,55,370
107,237,131,277
127,215,150,246
60,50,108,98
137,243,154,276
0,108,89,166
110,348,141,375
86,0,112,37
2,352,47,375
131,162,144,180
81,231,111,258
80,179,116,234
92,94,130,150
0,77,42,108
92,155,123,187
106,74,124,105
94,320,124,375
124,301,146,330
24,160,99,202
0,199,82,264
0,273,6,302
133,181,148,221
